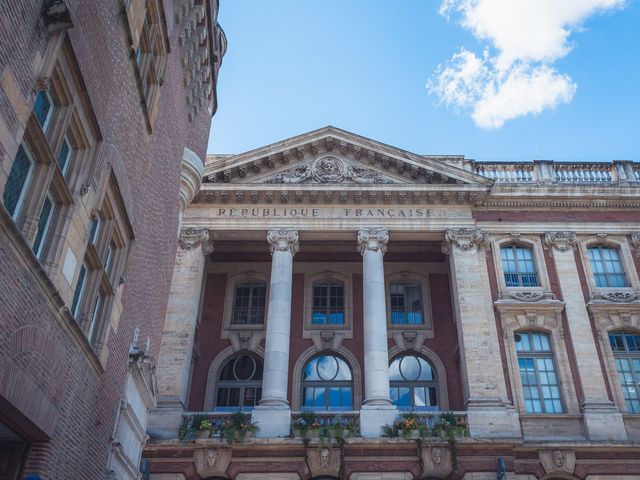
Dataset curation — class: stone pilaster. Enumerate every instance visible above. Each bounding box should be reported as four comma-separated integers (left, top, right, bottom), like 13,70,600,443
147,228,212,439
442,228,520,438
357,228,397,437
544,232,626,440
252,228,298,437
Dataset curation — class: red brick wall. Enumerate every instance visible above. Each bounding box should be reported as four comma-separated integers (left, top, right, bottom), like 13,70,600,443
0,1,219,478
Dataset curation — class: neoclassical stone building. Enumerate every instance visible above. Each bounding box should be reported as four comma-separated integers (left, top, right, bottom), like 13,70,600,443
145,127,640,480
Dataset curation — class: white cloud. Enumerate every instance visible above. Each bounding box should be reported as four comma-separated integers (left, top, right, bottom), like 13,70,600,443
429,0,625,128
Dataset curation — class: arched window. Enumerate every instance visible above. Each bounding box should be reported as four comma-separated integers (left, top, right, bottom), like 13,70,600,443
312,282,344,324
588,246,628,288
232,282,266,324
389,355,438,411
515,332,563,413
389,283,423,324
500,245,538,287
609,332,640,413
215,354,263,411
302,354,353,411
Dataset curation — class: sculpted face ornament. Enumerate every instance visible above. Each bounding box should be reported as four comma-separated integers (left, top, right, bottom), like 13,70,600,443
431,447,443,466
206,449,217,468
319,447,331,468
552,450,565,468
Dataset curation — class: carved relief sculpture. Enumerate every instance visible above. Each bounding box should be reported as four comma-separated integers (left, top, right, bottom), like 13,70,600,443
543,232,578,251
265,156,393,184
178,228,213,253
441,228,490,254
267,228,299,255
357,228,389,255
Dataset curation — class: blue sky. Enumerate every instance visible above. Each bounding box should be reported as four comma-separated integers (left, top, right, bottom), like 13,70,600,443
208,1,639,162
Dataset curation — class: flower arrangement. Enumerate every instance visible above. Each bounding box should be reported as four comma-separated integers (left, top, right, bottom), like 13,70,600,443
292,412,359,441
382,412,467,440
221,411,259,444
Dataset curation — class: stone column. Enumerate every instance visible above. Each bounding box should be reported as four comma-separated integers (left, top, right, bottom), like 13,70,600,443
357,228,397,437
147,228,212,439
544,232,626,440
178,147,204,230
442,228,520,438
252,228,298,437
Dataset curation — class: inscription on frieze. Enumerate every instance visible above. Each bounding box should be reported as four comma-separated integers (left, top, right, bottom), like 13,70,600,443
209,206,470,219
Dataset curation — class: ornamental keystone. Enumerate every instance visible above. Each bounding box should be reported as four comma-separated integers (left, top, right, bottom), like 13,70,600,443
267,228,299,255
357,228,389,255
441,228,489,254
178,228,213,253
544,232,577,252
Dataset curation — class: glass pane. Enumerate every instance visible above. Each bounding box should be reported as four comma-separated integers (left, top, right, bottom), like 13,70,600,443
304,358,321,381
341,388,352,409
400,355,421,381
71,265,87,317
32,195,54,258
417,357,434,381
397,387,411,407
329,387,341,408
219,358,236,380
335,357,352,380
414,387,426,407
389,358,402,381
34,90,52,129
317,355,339,381
57,137,71,174
234,355,256,381
3,146,33,218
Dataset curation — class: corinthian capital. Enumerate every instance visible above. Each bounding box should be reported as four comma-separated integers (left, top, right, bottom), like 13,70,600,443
441,228,489,254
178,228,213,253
267,228,299,255
358,228,389,255
544,232,577,252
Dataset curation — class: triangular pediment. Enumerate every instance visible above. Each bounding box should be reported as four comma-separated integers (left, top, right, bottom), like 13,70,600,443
203,126,493,186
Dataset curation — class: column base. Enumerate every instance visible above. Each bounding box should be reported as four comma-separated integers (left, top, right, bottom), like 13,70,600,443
360,405,398,438
466,399,521,439
252,405,291,438
147,400,185,440
582,400,627,441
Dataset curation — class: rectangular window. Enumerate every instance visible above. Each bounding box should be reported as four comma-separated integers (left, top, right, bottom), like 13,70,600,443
232,284,266,325
3,145,34,219
390,284,423,325
588,246,628,288
501,245,539,287
312,284,345,324
609,333,640,413
32,194,55,260
515,332,563,413
71,264,88,318
89,215,101,244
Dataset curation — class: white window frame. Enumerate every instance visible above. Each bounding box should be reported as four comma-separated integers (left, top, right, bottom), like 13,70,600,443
303,271,353,337
578,236,640,296
384,271,433,335
491,235,551,296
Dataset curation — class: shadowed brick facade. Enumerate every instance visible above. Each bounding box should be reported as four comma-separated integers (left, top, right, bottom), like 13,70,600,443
0,1,225,478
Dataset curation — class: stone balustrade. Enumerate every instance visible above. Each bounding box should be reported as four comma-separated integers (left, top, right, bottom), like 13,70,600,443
473,160,638,184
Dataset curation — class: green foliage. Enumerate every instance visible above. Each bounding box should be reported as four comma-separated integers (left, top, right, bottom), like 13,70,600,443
221,411,259,444
381,412,468,440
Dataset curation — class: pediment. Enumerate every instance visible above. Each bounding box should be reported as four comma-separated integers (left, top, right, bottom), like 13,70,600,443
203,126,493,186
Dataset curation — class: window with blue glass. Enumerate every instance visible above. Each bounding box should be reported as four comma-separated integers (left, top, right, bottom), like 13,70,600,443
33,90,53,131
215,354,263,411
302,355,353,411
2,145,34,219
32,194,55,260
515,332,563,413
501,245,538,287
389,355,438,411
312,283,344,324
588,246,628,288
390,284,423,324
609,332,640,413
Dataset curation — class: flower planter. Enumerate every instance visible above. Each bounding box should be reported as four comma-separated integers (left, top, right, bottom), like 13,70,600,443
197,430,210,439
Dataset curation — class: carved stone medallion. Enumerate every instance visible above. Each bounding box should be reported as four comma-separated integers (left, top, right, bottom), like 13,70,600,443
420,444,453,478
539,449,575,474
193,447,232,478
543,232,577,252
307,446,340,477
441,228,489,254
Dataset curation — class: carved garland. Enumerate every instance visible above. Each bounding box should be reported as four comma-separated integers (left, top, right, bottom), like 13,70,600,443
441,228,489,254
178,228,213,253
543,232,577,252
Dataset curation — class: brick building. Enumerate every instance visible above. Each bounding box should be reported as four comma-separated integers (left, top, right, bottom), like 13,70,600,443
144,127,640,480
0,1,225,478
